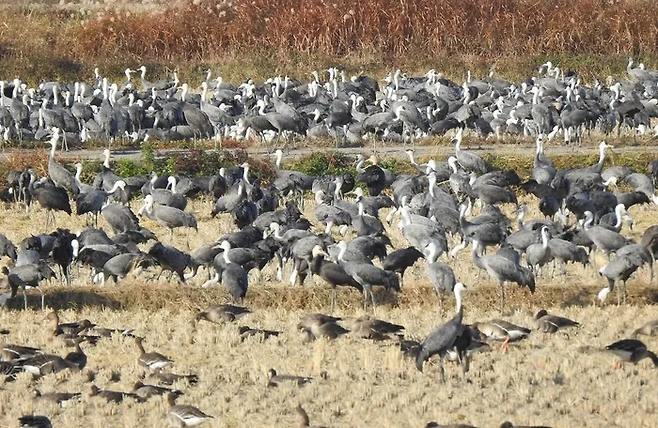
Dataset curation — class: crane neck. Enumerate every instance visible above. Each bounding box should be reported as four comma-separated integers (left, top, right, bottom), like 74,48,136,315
49,135,58,159
275,151,283,169
614,206,624,228
355,159,365,173
406,151,416,165
108,181,122,194
103,152,111,169
471,242,484,269
337,243,347,262
583,213,593,230
541,229,549,248
425,244,437,263
454,285,463,314
223,247,231,264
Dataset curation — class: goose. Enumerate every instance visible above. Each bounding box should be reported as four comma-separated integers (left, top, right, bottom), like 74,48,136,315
267,368,313,387
167,392,214,427
605,339,658,369
238,326,281,342
533,310,579,333
296,405,327,428
632,319,658,337
195,304,251,323
18,416,52,428
349,315,404,340
32,389,81,408
87,384,140,403
471,320,531,351
132,381,183,401
148,372,198,386
135,336,173,370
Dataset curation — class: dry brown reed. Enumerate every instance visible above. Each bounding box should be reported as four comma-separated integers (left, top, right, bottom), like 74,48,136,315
0,1,657,82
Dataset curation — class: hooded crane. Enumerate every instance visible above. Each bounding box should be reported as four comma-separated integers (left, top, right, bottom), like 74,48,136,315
139,194,197,242
27,170,72,229
454,127,488,174
424,242,456,313
273,149,315,205
2,262,56,310
337,242,399,310
471,240,535,311
76,180,126,226
309,245,362,311
415,282,469,381
46,128,79,196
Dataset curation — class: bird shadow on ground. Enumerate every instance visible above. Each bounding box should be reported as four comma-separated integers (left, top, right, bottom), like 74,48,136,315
374,289,399,308
559,290,593,309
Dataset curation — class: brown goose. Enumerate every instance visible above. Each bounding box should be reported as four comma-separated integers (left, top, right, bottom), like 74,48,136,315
135,337,173,370
605,339,658,369
18,415,52,428
238,326,281,342
1,344,42,362
17,352,79,376
533,310,579,333
44,310,94,335
195,304,251,323
132,381,183,401
0,360,21,380
632,319,658,337
350,315,405,340
32,389,81,408
44,311,99,346
267,368,313,387
64,337,87,370
147,372,198,386
472,319,531,351
499,422,553,428
167,392,214,427
298,314,348,341
425,423,477,428
297,313,342,331
87,384,140,403
296,405,327,428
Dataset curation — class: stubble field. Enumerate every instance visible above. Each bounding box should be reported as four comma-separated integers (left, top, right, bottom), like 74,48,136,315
0,176,657,427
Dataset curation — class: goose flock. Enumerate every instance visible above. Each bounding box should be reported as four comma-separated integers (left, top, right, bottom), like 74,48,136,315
1,59,658,147
2,63,658,427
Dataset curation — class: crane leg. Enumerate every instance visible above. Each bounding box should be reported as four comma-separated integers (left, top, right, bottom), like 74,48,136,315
331,287,337,313
616,281,621,306
22,288,28,310
623,281,627,304
439,357,446,383
499,282,505,313
37,287,44,310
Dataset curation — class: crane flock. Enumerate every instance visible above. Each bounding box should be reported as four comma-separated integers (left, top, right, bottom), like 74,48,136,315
0,59,658,148
2,60,658,427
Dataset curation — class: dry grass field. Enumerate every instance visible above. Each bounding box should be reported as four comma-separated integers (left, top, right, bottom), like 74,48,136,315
0,182,657,427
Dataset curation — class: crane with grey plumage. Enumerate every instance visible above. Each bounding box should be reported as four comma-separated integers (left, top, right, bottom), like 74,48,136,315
471,240,535,311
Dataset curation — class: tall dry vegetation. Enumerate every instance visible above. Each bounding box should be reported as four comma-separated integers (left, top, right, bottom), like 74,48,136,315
0,0,657,81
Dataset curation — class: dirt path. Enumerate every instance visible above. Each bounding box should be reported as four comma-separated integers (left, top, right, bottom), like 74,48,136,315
2,142,658,163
